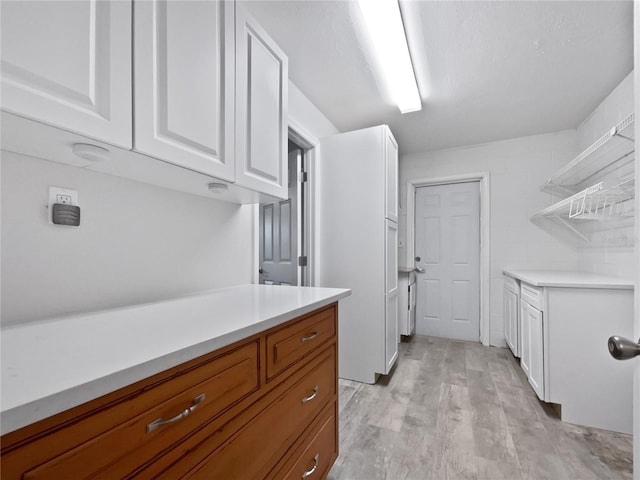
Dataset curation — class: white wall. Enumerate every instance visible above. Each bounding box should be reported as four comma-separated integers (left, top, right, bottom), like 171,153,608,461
288,80,341,288
400,130,579,346
1,151,255,325
289,81,340,139
575,71,635,278
1,81,339,326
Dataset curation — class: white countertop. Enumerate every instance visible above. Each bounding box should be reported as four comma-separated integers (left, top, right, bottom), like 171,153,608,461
0,284,351,435
503,269,634,289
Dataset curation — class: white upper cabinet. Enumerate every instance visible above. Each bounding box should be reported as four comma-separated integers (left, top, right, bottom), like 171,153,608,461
0,0,132,148
133,0,235,181
1,0,288,202
234,4,288,199
385,129,398,222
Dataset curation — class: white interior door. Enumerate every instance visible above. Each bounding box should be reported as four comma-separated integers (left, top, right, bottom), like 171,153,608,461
259,150,300,285
414,182,480,341
632,8,638,475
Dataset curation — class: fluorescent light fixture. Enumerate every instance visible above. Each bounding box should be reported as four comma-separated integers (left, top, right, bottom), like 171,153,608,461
358,0,421,113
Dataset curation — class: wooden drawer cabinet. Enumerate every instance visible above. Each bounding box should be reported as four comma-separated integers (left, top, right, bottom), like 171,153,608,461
266,305,336,380
270,403,338,480
168,346,336,480
1,303,339,480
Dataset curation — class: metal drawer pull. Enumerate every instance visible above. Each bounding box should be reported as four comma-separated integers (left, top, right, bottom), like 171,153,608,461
146,393,205,433
301,454,319,479
300,331,318,343
301,386,319,404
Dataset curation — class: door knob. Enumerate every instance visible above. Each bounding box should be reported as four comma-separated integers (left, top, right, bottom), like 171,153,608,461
608,336,640,360
259,267,264,274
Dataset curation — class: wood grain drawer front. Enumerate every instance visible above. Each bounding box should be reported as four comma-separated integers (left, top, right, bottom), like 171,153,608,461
172,347,336,480
267,305,336,379
21,341,259,480
276,403,338,480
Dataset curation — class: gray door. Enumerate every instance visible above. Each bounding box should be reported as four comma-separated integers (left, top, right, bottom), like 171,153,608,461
259,149,301,285
415,181,480,341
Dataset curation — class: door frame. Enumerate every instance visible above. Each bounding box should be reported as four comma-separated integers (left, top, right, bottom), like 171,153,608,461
632,3,639,474
406,172,491,346
253,119,319,286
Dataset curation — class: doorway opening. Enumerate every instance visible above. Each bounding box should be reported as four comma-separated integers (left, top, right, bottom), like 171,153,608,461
258,132,313,286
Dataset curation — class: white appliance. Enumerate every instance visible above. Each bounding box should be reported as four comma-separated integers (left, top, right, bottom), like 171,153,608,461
318,125,398,384
398,269,416,336
408,272,416,335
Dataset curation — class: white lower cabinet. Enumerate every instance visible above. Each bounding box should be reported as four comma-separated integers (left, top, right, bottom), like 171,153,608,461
503,275,519,357
519,299,531,378
504,270,634,434
520,298,544,400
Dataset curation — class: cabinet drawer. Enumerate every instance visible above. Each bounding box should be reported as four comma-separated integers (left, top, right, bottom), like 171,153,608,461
272,403,338,480
266,305,336,379
504,274,519,294
19,341,259,480
167,346,336,480
521,282,543,310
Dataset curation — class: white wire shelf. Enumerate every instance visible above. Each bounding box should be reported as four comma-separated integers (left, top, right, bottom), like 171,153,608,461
532,176,635,245
541,113,635,195
533,176,634,220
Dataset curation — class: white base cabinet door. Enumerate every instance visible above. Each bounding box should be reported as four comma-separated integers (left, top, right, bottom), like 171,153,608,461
234,4,288,199
523,301,544,400
134,0,235,181
385,220,399,373
519,301,531,378
503,286,519,357
0,0,132,148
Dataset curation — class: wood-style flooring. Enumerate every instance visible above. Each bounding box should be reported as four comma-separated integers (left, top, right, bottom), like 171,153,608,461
327,335,633,480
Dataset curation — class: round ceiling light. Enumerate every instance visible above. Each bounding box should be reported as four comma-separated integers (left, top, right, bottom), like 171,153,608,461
208,182,229,194
72,143,110,162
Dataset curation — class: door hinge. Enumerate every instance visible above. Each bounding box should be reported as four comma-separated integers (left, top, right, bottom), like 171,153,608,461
298,256,308,267
298,171,308,183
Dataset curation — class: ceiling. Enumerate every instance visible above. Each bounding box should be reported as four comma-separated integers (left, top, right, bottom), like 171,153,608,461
243,1,634,155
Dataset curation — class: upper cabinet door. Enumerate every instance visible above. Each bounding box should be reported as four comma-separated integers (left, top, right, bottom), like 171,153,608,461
235,4,288,199
134,0,235,181
0,0,132,148
385,128,398,222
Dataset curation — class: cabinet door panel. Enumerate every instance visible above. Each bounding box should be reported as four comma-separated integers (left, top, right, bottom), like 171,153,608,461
134,0,234,181
528,305,544,400
0,0,132,147
384,219,399,373
386,220,398,294
235,5,288,199
385,129,398,221
504,289,519,357
520,301,530,377
385,292,399,374
504,289,512,351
